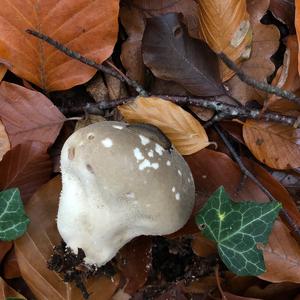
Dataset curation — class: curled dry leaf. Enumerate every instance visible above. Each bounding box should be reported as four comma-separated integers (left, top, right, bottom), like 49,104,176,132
118,97,210,155
270,0,295,32
243,120,300,169
0,0,119,91
227,0,280,105
142,13,225,97
198,0,252,81
15,176,120,300
264,35,300,112
0,119,10,161
259,220,300,283
120,0,200,84
0,277,25,299
0,81,65,148
0,142,52,202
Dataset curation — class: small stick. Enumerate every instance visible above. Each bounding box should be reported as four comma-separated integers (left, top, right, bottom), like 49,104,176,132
219,52,300,104
26,29,148,96
60,95,299,128
214,124,300,241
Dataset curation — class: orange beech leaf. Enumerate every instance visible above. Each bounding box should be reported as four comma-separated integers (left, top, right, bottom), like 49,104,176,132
259,220,300,283
15,176,120,300
296,0,300,75
198,0,252,81
0,81,65,148
3,250,20,279
0,277,25,299
0,142,52,202
191,233,217,257
0,119,10,161
0,1,119,91
227,0,280,105
119,97,210,155
243,120,300,169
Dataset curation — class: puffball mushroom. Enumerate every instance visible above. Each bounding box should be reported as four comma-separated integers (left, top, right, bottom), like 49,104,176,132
57,121,195,266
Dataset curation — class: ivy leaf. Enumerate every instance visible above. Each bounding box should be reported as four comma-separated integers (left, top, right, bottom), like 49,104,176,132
196,186,281,276
0,188,29,241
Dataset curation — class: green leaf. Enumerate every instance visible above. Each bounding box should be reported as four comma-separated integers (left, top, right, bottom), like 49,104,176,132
196,186,281,276
0,188,29,241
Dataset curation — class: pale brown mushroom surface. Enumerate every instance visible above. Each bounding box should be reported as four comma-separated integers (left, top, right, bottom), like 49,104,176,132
57,121,195,266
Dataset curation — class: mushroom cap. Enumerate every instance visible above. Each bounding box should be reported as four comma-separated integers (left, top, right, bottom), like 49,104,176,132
57,121,195,265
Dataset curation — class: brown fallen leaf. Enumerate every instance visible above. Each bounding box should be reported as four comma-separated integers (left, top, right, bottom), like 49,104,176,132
0,81,65,148
0,119,10,161
0,242,12,264
258,220,300,283
119,97,210,155
120,0,200,84
191,232,217,257
0,142,52,202
198,0,252,81
15,176,120,300
227,0,280,105
243,120,300,169
264,35,300,112
0,64,6,82
223,292,263,300
0,277,25,299
0,1,119,91
116,236,152,295
295,0,300,77
178,148,300,236
269,0,295,32
3,249,20,279
142,13,225,97
244,281,300,300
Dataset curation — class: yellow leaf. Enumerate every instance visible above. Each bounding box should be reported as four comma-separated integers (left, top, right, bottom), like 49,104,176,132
118,97,210,155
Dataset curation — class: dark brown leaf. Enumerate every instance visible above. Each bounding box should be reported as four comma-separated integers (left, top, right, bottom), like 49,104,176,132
142,13,225,97
0,277,25,299
0,142,52,202
0,81,65,148
117,236,152,295
120,0,200,84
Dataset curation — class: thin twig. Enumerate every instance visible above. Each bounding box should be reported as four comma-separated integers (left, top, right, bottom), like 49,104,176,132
26,29,148,96
60,95,299,128
219,52,300,104
214,124,300,240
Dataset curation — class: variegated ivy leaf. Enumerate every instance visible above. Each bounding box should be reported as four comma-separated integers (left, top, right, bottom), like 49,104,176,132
196,186,281,275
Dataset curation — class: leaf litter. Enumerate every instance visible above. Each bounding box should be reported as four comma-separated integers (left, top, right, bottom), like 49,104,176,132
0,0,300,299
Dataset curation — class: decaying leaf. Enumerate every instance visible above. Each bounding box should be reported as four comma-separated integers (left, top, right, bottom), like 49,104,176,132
0,142,52,202
0,0,119,91
116,236,152,295
243,120,300,169
259,220,300,283
142,13,225,97
0,119,10,161
14,176,120,300
0,81,65,148
119,97,210,155
227,0,280,104
198,0,252,81
0,277,25,299
120,0,200,84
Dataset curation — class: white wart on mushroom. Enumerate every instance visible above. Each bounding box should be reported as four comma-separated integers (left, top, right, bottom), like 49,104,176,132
57,121,195,266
